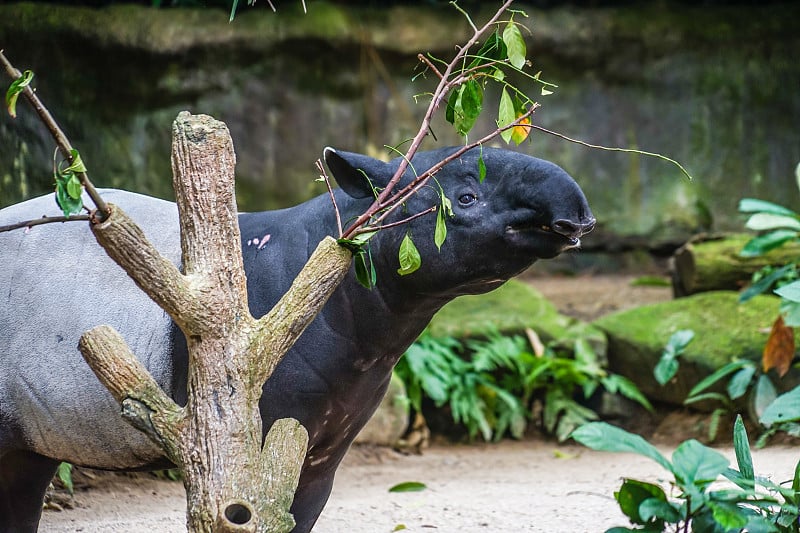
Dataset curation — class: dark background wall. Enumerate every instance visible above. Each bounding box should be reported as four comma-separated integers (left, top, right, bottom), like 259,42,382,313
1,1,798,262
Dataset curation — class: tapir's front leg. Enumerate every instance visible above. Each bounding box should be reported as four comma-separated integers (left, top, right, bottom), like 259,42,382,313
289,471,336,533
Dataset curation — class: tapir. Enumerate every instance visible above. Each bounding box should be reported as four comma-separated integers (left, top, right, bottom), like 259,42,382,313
0,145,594,532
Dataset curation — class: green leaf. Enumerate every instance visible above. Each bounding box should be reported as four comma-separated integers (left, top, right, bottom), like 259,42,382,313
55,175,83,217
665,329,695,355
707,501,748,530
445,89,458,126
64,149,87,174
654,353,679,386
638,497,681,524
780,299,800,327
739,198,797,217
56,462,74,495
739,264,797,302
478,152,487,183
6,69,34,118
746,213,800,232
775,279,800,302
66,173,82,200
671,439,729,486
498,88,515,144
468,29,507,70
604,374,653,411
434,208,447,252
571,422,673,473
502,20,527,69
733,415,754,483
740,230,798,257
727,365,756,400
354,249,377,289
753,374,777,422
452,80,482,136
614,479,667,526
541,87,553,96
760,385,800,426
388,481,427,493
686,360,752,398
397,232,421,276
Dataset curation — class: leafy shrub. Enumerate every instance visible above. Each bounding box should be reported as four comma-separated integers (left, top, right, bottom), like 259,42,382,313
395,329,651,442
573,416,800,533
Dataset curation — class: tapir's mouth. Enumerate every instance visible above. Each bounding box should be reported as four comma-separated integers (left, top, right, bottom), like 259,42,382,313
505,222,581,250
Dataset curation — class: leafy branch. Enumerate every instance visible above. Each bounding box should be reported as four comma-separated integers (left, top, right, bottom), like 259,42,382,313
339,0,518,241
0,50,109,224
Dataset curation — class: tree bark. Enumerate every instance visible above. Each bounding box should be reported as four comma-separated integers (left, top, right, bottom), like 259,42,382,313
78,112,353,532
670,233,800,297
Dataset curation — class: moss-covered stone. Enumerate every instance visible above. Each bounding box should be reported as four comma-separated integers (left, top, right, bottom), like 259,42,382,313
428,279,607,359
594,291,784,406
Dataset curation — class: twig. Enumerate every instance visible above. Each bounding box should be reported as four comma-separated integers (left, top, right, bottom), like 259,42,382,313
315,159,343,237
0,213,91,233
355,205,437,235
0,50,110,219
528,123,693,180
417,54,444,80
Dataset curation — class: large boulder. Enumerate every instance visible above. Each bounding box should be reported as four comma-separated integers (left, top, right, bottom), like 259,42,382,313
427,279,607,359
594,291,786,406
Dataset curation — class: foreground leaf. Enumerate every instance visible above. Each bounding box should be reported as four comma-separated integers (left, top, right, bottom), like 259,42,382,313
671,439,729,487
614,479,667,526
571,422,672,472
397,233,421,276
732,415,754,483
760,386,800,426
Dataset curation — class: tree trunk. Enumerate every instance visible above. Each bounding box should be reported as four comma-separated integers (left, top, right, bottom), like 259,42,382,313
77,112,353,532
669,233,800,297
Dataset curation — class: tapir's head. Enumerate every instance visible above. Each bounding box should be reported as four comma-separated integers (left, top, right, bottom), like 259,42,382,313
325,146,594,297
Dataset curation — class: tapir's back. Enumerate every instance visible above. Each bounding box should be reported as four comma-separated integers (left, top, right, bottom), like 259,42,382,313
0,190,181,467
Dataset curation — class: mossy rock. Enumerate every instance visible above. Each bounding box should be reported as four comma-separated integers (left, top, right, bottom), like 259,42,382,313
428,279,607,360
594,291,786,406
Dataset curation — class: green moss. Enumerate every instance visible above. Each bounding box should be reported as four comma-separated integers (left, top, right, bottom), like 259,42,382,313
594,291,782,405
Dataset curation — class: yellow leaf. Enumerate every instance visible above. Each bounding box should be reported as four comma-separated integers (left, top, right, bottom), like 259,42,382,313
763,315,795,377
511,115,531,144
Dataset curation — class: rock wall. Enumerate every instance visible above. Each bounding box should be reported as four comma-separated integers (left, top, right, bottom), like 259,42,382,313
1,2,798,253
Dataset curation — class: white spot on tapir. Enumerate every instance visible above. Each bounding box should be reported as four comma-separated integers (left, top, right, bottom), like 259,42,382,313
309,455,330,466
246,234,271,249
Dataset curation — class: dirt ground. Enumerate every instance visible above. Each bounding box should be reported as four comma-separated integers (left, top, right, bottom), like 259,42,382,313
37,275,800,533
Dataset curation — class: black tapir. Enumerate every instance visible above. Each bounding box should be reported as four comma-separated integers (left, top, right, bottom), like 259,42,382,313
0,146,594,532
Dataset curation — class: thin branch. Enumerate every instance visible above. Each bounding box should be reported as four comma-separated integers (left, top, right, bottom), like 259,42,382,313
315,158,343,237
0,50,110,219
356,205,437,235
529,123,694,180
417,53,444,80
0,213,91,233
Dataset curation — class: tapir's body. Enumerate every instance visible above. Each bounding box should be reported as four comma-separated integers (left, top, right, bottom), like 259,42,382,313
0,146,594,532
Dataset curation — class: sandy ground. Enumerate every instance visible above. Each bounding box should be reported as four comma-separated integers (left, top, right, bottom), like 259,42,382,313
38,274,799,533
38,440,800,533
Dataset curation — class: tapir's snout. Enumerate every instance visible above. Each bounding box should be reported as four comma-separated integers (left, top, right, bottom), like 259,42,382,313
552,216,596,241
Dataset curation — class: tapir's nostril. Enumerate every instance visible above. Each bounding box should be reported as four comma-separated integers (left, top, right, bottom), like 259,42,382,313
553,218,596,238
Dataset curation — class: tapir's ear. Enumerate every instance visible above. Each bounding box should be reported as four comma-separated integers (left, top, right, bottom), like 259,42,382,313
323,147,393,199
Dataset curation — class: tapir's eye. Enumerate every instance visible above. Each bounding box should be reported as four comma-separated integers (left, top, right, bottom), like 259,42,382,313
458,193,477,207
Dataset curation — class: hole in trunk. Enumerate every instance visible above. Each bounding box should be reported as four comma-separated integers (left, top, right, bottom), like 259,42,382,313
225,502,253,525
